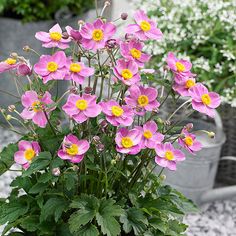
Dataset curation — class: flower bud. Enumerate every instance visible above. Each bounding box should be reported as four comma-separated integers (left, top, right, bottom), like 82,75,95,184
72,165,79,171
84,86,93,94
10,52,18,59
78,20,85,26
93,136,101,144
97,143,105,152
8,105,16,113
160,174,166,181
100,120,108,129
121,13,128,20
23,45,30,52
111,159,116,165
70,87,78,94
105,39,117,49
208,131,215,139
62,32,69,39
17,63,32,76
6,115,12,121
105,1,111,7
185,123,193,131
52,168,61,176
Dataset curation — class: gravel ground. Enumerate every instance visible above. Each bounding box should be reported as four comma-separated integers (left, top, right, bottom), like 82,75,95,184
0,127,236,235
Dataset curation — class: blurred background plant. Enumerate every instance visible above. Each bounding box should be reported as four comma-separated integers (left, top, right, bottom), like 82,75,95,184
0,0,94,22
133,0,236,106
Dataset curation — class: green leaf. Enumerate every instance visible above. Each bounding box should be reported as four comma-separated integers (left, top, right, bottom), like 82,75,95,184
120,208,148,235
29,182,48,194
0,143,18,175
40,197,68,222
20,215,39,232
23,152,52,176
0,199,29,224
75,224,99,236
11,176,33,192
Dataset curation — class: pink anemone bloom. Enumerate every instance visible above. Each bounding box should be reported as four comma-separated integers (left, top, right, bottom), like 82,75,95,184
65,59,94,84
125,10,163,41
58,134,90,163
34,51,67,83
14,140,41,170
21,90,55,128
0,58,19,73
120,39,151,67
178,128,202,154
189,83,221,118
137,121,164,149
125,85,160,115
99,100,134,127
115,127,142,155
166,52,193,79
173,77,196,97
113,59,140,86
80,19,116,51
155,142,185,171
62,94,101,124
35,23,71,49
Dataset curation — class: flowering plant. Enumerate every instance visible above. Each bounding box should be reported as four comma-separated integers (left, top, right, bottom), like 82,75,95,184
133,0,236,106
0,2,220,235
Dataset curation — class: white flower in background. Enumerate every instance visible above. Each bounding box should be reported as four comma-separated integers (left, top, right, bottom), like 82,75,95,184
132,0,236,105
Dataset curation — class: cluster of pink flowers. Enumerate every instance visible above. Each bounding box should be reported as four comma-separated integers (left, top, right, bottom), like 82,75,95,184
0,10,221,171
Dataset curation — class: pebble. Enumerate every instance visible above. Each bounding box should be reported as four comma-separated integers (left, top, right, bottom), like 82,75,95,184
0,127,235,235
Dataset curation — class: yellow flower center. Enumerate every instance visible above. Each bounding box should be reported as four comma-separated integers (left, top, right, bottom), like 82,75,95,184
121,137,133,148
184,136,193,146
5,58,16,65
92,29,104,41
140,20,151,32
185,79,195,89
24,148,36,161
165,151,174,161
130,48,141,59
32,101,43,112
47,61,58,72
111,106,124,117
66,144,79,156
121,69,133,80
143,130,153,139
50,32,62,41
176,62,185,72
138,95,149,107
70,63,82,73
201,94,211,105
76,99,88,111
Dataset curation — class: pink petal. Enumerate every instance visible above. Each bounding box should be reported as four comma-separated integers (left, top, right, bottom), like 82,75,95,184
35,32,51,42
32,111,48,128
49,23,62,34
14,151,27,165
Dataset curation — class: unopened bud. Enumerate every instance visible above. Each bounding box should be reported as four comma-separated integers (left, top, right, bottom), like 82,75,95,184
72,165,79,171
97,143,105,152
100,120,108,128
84,86,93,94
111,159,116,165
121,13,128,20
6,115,12,121
93,136,101,144
105,39,117,49
10,52,18,59
62,32,69,39
208,131,215,139
160,174,166,181
70,87,78,94
52,168,61,176
8,105,16,112
78,20,85,26
23,45,30,52
105,1,111,7
185,123,193,131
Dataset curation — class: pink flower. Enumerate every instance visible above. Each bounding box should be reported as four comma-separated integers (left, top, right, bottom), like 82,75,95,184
17,61,32,76
166,52,193,79
115,127,142,155
113,59,140,86
80,19,116,51
189,83,221,118
34,51,67,83
178,128,202,154
99,100,134,127
62,94,101,123
14,140,41,169
58,134,90,163
125,10,163,41
65,59,94,84
138,121,164,149
65,26,82,41
35,23,71,49
173,77,196,96
120,39,151,67
21,91,55,128
0,58,19,73
125,85,159,115
155,143,185,171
